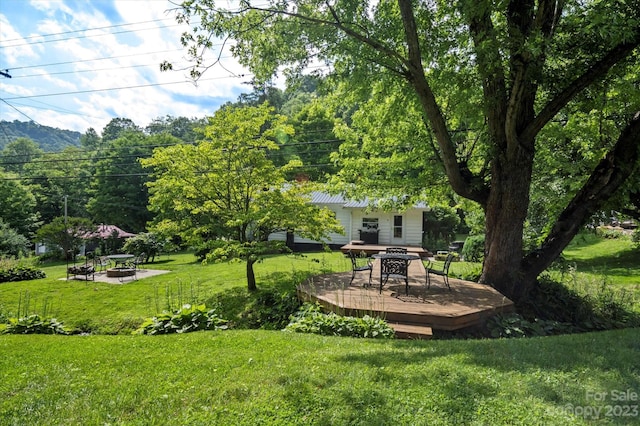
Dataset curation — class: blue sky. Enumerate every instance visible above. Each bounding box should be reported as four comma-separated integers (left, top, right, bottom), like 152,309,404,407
0,0,252,134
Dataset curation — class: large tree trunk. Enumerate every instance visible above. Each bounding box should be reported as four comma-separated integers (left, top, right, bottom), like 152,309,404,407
246,256,257,292
480,147,535,303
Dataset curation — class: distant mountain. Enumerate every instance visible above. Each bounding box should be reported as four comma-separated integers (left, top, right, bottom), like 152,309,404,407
0,120,82,152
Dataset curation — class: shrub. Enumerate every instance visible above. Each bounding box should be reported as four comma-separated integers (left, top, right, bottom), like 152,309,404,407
595,226,625,239
4,314,69,335
460,235,484,262
284,303,395,339
632,228,640,250
239,289,301,330
134,304,228,335
122,232,168,262
0,220,30,257
518,275,640,332
0,258,46,283
487,313,575,338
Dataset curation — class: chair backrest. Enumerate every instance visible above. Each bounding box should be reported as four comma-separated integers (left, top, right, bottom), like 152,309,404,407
381,257,408,276
348,250,359,268
443,253,455,273
386,247,407,254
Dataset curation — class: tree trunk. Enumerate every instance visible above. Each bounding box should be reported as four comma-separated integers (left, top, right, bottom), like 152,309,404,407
246,256,257,292
480,144,536,303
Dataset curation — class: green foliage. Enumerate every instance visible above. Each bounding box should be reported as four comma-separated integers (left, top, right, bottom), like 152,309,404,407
632,228,640,249
36,216,94,260
4,314,68,335
422,205,461,252
238,289,301,330
122,232,167,262
519,275,640,332
0,169,40,238
0,219,29,257
487,313,575,338
595,226,627,239
87,133,172,233
0,267,46,283
461,235,485,262
134,304,228,335
285,303,395,339
0,257,46,283
144,104,342,290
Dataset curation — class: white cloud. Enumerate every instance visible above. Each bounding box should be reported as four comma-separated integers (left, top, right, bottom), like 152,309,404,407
1,0,251,134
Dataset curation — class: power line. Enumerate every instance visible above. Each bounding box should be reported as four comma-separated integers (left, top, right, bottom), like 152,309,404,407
4,48,185,71
0,17,178,44
0,22,190,49
1,72,249,100
0,98,40,124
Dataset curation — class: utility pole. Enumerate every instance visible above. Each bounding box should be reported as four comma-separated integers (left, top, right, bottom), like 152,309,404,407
0,69,11,78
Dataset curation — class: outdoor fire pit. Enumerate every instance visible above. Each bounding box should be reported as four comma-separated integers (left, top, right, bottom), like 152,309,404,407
106,268,136,278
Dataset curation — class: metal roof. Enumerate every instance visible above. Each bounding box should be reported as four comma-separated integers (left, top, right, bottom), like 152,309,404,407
310,191,429,210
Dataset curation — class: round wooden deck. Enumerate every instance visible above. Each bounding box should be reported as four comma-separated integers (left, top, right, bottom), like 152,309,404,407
297,259,514,339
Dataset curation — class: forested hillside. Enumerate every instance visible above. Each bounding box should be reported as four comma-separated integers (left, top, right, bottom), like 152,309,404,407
0,120,81,151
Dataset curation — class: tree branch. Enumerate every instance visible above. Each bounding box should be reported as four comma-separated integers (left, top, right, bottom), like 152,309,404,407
522,30,640,141
524,111,640,276
398,0,489,205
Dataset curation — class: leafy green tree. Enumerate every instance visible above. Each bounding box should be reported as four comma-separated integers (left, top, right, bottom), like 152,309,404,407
122,232,167,262
0,170,39,239
101,118,142,143
87,133,179,233
0,219,30,257
79,128,103,151
22,147,93,225
168,1,640,303
145,116,207,144
0,137,43,174
36,217,94,261
143,104,342,291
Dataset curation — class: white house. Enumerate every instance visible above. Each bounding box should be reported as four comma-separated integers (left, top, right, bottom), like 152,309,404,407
269,192,430,250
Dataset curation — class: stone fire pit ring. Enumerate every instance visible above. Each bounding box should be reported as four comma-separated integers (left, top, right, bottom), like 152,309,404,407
106,268,136,278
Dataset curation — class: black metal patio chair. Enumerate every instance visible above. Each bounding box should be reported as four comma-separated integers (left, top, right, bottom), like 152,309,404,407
380,257,410,295
385,247,407,254
424,253,454,290
348,250,373,286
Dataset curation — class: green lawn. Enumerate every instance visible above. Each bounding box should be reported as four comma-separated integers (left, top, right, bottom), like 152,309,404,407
562,233,640,285
1,329,639,425
1,239,639,424
0,251,350,334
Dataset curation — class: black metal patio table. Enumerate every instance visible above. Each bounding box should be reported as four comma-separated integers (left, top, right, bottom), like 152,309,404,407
371,253,420,295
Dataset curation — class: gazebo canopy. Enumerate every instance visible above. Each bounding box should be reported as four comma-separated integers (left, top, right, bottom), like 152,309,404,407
85,224,136,239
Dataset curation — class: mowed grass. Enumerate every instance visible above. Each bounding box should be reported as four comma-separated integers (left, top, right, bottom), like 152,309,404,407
0,251,351,334
1,329,639,425
562,233,640,285
1,239,639,424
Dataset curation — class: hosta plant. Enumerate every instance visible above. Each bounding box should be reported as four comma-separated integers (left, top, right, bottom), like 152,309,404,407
135,304,228,335
4,314,68,335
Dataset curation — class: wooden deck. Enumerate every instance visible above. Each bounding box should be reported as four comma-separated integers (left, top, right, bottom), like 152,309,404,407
297,258,515,339
340,243,432,258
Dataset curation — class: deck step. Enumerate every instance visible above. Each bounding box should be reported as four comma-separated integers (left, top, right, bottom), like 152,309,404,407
388,322,433,339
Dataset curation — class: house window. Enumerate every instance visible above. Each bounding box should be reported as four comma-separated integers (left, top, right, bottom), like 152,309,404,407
362,218,379,231
393,215,403,238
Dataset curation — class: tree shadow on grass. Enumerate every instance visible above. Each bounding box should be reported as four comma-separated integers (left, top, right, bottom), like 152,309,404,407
326,329,640,424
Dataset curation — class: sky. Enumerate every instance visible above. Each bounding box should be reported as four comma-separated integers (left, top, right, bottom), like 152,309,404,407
0,0,253,134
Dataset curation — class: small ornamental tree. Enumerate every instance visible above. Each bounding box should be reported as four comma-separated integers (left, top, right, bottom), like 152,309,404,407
36,217,94,261
143,104,343,291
